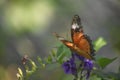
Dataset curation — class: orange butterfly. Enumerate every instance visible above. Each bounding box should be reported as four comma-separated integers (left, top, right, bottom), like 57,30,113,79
54,15,94,60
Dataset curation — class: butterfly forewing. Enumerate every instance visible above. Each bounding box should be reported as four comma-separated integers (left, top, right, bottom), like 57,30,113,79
54,33,93,60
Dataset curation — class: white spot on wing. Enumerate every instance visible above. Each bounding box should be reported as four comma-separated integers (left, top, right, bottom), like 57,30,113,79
72,24,79,30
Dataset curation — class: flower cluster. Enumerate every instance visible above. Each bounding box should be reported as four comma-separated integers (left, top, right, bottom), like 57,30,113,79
62,53,93,80
62,57,77,75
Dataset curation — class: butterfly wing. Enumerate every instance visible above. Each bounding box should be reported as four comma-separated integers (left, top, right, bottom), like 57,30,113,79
71,28,90,52
54,33,93,60
77,35,91,54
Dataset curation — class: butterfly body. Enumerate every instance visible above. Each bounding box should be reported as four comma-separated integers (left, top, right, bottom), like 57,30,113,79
71,15,91,55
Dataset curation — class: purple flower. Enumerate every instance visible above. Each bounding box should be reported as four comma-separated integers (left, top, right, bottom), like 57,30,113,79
62,52,94,80
62,61,71,74
83,59,93,79
84,59,93,70
74,53,93,79
62,57,77,75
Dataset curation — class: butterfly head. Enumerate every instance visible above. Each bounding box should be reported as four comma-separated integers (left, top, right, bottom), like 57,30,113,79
72,15,81,25
71,15,83,32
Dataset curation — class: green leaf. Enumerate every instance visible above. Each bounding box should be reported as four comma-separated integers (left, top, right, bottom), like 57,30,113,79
63,45,71,56
47,55,52,62
16,73,21,80
44,55,53,64
97,57,117,69
93,70,106,79
56,44,71,63
51,49,56,57
30,60,37,71
42,63,45,68
93,70,120,80
94,37,107,51
18,67,23,77
90,75,102,80
55,42,72,64
37,56,42,64
57,52,66,64
26,70,32,75
56,44,65,57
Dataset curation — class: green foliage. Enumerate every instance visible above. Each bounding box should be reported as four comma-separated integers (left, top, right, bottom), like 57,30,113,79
37,56,42,64
90,75,102,80
94,37,107,51
93,70,120,80
56,44,71,63
96,57,117,69
57,52,66,63
56,44,71,57
56,44,65,57
17,68,23,80
51,49,56,57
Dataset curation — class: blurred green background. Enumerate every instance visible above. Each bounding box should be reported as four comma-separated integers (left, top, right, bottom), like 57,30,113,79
0,0,120,80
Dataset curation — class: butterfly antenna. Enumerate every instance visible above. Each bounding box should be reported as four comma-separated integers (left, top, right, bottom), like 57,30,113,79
53,32,64,40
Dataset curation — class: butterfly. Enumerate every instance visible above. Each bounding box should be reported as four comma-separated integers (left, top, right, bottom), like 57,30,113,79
54,15,95,60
